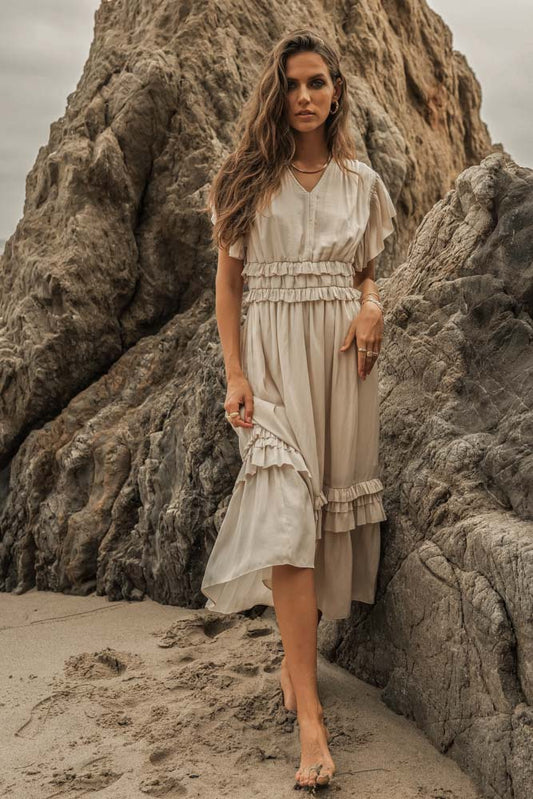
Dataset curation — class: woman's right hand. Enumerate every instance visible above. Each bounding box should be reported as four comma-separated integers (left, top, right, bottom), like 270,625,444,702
224,374,254,428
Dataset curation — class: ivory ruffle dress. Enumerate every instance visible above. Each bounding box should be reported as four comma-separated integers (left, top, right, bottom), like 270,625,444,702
201,158,397,620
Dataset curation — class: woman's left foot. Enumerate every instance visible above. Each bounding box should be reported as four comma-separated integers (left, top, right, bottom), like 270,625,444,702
280,655,297,711
294,715,336,790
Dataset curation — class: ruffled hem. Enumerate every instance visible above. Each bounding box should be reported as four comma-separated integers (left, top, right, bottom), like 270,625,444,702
243,285,361,304
322,478,387,530
234,422,327,534
200,421,319,612
201,421,385,618
235,424,311,484
232,422,386,537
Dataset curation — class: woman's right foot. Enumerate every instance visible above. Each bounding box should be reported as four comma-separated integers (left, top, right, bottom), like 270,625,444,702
294,714,336,789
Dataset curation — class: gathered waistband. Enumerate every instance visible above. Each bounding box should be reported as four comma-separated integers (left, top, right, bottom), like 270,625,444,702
241,259,359,304
242,259,354,277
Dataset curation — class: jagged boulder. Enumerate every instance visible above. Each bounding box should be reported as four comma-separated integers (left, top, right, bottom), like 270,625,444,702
0,289,241,602
330,152,533,799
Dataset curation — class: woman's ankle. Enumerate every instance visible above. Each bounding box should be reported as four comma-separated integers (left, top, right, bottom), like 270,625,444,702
297,703,324,724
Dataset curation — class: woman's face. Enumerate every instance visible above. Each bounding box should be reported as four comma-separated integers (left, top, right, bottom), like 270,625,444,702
284,51,341,134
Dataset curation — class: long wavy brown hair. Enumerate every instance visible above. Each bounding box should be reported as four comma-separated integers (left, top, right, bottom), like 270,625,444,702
206,28,358,254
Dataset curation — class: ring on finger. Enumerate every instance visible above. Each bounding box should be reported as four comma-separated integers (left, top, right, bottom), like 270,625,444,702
358,347,379,359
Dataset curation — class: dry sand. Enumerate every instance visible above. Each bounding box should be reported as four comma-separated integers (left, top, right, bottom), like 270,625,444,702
0,590,483,798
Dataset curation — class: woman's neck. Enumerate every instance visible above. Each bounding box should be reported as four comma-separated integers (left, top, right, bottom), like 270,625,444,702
291,132,330,167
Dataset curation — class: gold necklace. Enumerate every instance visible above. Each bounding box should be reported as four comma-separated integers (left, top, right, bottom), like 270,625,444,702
290,156,331,173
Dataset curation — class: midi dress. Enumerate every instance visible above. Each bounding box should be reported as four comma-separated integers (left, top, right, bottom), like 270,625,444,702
201,157,397,621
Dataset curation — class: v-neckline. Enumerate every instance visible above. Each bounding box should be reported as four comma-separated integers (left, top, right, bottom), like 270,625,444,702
286,157,334,195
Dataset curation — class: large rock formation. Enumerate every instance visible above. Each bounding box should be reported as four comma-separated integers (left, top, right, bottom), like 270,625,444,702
0,0,496,465
0,288,247,604
329,152,533,799
1,1,524,797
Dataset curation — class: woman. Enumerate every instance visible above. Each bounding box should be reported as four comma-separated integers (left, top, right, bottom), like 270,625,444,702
201,28,396,791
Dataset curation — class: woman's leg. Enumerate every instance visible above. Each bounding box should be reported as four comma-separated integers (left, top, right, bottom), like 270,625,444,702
280,608,322,711
272,565,335,787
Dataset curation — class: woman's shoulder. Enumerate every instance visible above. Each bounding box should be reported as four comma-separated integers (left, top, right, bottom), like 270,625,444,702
347,158,379,181
338,158,377,191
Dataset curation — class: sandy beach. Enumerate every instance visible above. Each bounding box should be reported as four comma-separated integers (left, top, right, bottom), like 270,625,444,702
0,590,484,798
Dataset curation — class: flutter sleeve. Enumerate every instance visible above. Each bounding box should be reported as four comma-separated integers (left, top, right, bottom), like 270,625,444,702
211,208,246,260
353,172,397,273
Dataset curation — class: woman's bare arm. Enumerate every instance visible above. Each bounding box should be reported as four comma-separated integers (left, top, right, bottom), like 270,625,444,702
215,248,254,428
215,249,245,379
353,258,378,295
345,257,384,379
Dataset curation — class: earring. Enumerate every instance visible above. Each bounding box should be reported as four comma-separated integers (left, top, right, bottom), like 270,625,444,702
330,99,339,114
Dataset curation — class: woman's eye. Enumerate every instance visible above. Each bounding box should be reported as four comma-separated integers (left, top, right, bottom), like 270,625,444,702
288,79,325,89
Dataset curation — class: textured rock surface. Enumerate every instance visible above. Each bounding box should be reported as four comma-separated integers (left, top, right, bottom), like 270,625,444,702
0,289,241,603
0,1,522,797
0,0,498,463
328,152,533,799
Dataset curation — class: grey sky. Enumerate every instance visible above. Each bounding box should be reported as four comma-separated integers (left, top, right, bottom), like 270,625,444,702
427,0,532,166
1,0,531,241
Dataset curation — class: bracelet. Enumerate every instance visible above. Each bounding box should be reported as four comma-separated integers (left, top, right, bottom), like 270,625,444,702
361,296,383,312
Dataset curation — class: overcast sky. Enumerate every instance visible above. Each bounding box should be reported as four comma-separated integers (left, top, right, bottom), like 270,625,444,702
0,0,531,241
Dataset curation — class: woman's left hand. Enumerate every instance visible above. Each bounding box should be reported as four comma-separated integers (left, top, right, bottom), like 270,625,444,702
339,301,383,380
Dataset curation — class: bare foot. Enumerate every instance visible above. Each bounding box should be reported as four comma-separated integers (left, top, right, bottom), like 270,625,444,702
294,714,336,789
280,655,297,711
